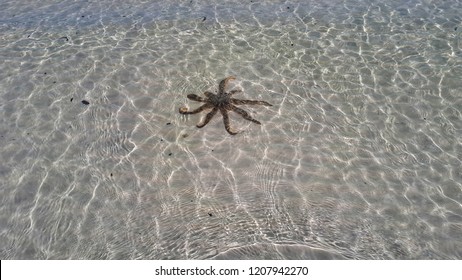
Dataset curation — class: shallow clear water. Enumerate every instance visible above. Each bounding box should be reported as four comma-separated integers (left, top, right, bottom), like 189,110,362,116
1,0,461,259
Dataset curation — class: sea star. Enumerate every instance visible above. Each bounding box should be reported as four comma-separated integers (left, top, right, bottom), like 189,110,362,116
179,76,272,135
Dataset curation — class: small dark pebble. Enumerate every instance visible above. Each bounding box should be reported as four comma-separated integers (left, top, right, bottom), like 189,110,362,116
287,6,290,9
291,43,294,46
160,138,164,142
166,122,171,125
44,72,47,75
208,213,213,217
70,98,73,102
81,15,85,18
110,173,113,177
168,153,172,156
211,149,214,152
53,81,56,84
455,26,458,31
202,16,206,22
81,100,90,105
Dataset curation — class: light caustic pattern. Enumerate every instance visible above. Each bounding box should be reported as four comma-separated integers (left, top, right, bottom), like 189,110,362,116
0,0,461,259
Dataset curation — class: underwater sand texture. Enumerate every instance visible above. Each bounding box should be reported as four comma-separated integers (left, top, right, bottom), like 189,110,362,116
0,0,461,259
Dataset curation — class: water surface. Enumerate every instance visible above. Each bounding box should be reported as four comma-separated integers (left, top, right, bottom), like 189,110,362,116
1,0,461,259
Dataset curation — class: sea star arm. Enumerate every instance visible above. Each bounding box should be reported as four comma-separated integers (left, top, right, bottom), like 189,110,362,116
219,76,236,94
203,91,215,98
179,103,213,114
230,99,273,106
187,94,207,102
220,108,238,135
228,104,261,124
197,107,218,128
228,89,243,95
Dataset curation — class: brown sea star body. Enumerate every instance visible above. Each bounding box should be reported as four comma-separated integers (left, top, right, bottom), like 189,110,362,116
179,76,272,135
